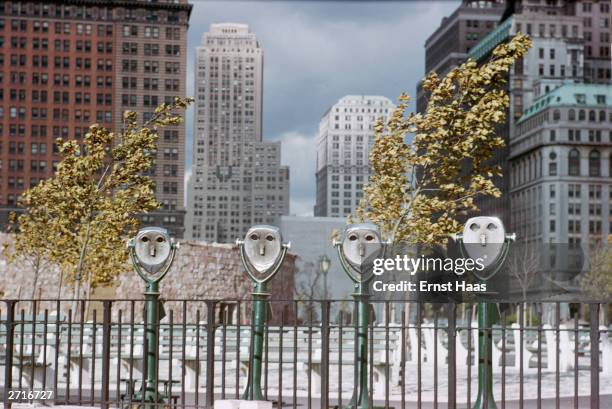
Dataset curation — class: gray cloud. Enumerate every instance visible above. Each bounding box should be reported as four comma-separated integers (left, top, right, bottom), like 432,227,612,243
185,1,460,214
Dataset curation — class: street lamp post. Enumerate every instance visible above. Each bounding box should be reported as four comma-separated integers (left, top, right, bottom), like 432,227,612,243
453,217,515,409
128,227,178,409
319,255,331,300
334,223,386,409
237,225,290,401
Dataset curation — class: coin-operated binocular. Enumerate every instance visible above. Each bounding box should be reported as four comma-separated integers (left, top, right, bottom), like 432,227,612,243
237,225,290,401
129,227,179,283
452,216,515,409
452,216,515,280
334,223,387,409
128,227,179,406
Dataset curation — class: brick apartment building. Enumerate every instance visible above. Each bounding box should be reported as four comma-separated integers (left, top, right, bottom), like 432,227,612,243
0,0,191,237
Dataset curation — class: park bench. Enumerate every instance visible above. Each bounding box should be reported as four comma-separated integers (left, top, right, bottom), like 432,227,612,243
0,317,63,389
119,378,180,408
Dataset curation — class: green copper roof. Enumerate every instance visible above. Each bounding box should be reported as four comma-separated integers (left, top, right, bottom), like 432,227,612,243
467,16,513,61
517,83,612,123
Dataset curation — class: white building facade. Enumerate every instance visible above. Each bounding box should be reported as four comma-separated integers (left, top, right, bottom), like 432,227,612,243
314,95,394,218
186,23,289,242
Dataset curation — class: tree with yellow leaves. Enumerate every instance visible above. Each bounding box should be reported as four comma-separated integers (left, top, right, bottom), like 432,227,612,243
581,236,612,323
356,34,532,244
10,98,192,306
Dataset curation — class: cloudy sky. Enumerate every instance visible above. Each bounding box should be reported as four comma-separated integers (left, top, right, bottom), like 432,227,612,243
184,0,460,215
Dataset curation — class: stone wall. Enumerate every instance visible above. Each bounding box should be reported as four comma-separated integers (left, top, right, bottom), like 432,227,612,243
0,234,296,324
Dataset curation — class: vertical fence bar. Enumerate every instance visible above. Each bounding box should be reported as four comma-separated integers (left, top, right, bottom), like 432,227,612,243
353,299,358,409
574,313,579,409
100,301,112,409
66,309,72,402
555,303,560,409
247,306,254,401
385,301,390,409
434,310,438,409
91,309,97,405
589,304,599,409
519,303,524,409
447,303,456,409
221,306,226,399
537,308,542,409
264,318,269,401
30,300,37,399
293,301,298,409
320,300,330,409
53,300,60,402
307,308,313,409
116,310,122,407
169,309,174,407
195,309,201,407
338,310,344,408
400,311,406,409
129,302,135,409
205,301,216,409
141,306,147,408
236,301,241,400
417,302,422,409
42,309,49,391
78,301,85,404
18,309,24,392
181,301,187,408
482,304,489,409
278,308,284,409
501,307,507,409
2,300,16,409
369,307,373,409
467,315,472,408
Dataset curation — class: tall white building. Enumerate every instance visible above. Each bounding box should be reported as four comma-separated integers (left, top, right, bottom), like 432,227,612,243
186,23,289,242
314,95,394,217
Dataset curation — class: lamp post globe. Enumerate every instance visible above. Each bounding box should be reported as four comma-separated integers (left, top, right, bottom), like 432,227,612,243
319,255,331,300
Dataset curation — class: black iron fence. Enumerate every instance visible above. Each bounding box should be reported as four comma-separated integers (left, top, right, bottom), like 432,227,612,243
1,299,610,409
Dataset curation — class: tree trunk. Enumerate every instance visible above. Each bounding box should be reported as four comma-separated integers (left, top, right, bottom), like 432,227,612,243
84,269,94,320
72,221,92,319
30,256,41,300
57,269,64,299
71,279,81,320
29,256,41,315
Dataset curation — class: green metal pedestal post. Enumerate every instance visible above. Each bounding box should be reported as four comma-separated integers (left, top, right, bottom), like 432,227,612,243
243,281,268,401
473,302,497,409
347,282,371,409
144,281,161,409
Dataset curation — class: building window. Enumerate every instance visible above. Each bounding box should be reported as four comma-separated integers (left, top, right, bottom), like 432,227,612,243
568,149,580,176
588,149,600,176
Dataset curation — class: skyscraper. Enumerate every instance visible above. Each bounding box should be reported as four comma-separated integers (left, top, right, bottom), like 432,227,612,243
419,0,611,230
186,23,289,243
0,0,192,237
314,95,393,218
416,0,505,112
